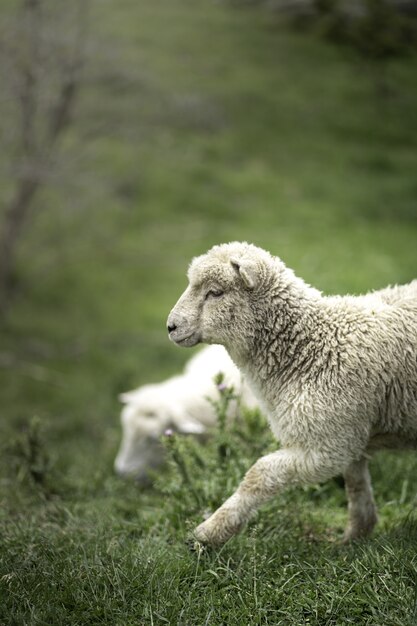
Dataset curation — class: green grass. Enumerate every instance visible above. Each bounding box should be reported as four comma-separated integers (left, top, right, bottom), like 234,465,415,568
1,0,417,623
1,410,417,625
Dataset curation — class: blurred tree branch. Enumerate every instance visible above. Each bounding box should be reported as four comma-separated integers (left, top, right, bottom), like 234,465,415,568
0,0,88,314
234,0,417,74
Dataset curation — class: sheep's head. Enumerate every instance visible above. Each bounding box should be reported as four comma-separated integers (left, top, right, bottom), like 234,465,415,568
167,242,274,356
114,385,206,483
114,399,165,483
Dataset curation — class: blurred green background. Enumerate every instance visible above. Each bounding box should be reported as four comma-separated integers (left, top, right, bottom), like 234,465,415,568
1,0,416,466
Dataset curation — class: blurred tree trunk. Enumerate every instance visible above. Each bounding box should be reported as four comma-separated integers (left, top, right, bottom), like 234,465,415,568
0,180,39,308
0,0,87,315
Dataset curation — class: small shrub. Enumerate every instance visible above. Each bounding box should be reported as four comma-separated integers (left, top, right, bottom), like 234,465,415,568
154,378,275,534
4,416,58,500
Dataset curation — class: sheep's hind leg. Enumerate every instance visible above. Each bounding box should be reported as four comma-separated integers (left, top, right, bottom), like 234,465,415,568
193,449,341,547
343,457,378,542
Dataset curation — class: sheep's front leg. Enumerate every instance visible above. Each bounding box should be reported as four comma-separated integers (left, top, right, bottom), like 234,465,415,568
194,448,339,546
343,456,377,542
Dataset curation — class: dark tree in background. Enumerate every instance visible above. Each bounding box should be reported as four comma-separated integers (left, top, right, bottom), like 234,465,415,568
0,0,88,314
313,0,417,91
241,0,417,87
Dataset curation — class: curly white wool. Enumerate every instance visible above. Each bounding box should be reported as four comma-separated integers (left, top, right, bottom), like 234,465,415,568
167,241,417,545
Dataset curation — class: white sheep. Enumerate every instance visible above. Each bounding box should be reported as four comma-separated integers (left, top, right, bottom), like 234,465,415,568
114,344,257,482
167,241,417,545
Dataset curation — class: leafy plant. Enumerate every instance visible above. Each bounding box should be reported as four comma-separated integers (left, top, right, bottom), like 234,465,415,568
5,416,56,499
155,377,275,535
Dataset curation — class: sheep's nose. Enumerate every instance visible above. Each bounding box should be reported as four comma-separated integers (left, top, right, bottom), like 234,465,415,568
167,322,177,334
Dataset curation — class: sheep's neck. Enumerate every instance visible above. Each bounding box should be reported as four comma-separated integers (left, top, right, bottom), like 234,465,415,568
231,285,333,392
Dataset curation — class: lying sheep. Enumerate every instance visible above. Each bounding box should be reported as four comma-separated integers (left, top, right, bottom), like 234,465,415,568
167,241,417,545
114,344,257,482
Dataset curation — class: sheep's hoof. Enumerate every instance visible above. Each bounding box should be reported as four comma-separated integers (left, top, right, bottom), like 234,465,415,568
185,536,207,554
342,529,369,544
194,523,222,546
193,512,244,547
342,513,378,544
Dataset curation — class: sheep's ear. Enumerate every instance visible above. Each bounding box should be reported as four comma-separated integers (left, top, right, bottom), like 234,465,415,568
119,391,136,404
169,409,206,435
230,257,258,289
176,419,206,435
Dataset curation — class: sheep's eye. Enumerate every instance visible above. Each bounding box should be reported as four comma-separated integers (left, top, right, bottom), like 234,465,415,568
205,289,224,300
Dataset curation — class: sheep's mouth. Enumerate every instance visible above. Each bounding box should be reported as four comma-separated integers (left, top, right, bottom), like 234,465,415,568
171,332,200,347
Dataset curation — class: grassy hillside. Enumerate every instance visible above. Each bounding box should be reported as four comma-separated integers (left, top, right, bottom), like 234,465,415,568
1,0,416,623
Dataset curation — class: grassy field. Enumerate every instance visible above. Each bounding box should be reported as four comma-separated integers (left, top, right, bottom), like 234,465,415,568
1,0,417,624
